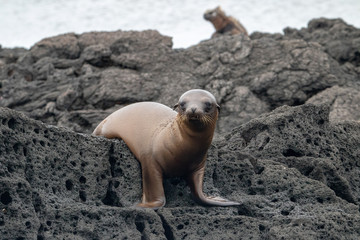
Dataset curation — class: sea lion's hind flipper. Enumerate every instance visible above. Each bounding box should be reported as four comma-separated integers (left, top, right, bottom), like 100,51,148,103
186,166,240,207
200,196,241,206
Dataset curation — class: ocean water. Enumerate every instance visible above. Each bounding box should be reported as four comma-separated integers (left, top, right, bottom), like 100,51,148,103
0,0,359,49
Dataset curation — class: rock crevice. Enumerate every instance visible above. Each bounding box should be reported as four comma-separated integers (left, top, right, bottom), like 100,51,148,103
1,17,360,239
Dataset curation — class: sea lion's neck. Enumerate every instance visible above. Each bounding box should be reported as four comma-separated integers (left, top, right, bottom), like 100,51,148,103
175,115,215,144
211,15,228,32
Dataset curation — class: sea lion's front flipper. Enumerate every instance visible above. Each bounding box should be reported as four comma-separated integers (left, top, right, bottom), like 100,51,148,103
186,165,240,206
136,162,166,209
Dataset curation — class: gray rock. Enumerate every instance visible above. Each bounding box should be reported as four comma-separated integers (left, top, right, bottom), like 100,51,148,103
30,33,81,61
1,103,360,239
0,47,28,65
1,18,360,238
81,44,112,67
284,18,360,67
2,21,357,134
307,85,360,122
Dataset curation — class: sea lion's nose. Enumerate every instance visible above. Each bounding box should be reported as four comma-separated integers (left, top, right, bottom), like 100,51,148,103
191,107,197,113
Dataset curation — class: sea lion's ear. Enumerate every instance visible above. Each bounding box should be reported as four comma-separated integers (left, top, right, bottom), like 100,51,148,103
173,103,179,110
216,104,220,113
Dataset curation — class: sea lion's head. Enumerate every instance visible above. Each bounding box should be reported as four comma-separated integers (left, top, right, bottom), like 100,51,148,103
174,89,220,129
204,6,223,21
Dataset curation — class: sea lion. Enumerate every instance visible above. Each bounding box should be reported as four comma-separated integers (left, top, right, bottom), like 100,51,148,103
93,89,240,208
204,6,248,38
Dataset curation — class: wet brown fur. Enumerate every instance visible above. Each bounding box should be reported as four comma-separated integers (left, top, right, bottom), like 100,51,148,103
204,6,248,38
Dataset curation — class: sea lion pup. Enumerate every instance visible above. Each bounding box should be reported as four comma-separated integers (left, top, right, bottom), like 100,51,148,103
204,6,248,38
93,89,240,208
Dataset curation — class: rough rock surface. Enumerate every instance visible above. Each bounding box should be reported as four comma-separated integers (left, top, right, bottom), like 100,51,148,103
284,18,360,67
1,18,359,135
306,85,360,122
1,17,360,239
1,104,360,239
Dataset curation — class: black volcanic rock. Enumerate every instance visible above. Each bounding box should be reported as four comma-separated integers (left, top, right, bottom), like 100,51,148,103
1,19,359,135
307,85,360,122
1,103,360,239
284,18,360,67
1,17,360,239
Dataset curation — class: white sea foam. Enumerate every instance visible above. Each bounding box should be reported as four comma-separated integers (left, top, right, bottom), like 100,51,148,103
0,0,359,49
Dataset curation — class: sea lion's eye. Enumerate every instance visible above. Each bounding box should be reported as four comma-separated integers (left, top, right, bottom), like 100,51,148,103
204,102,212,112
179,101,186,110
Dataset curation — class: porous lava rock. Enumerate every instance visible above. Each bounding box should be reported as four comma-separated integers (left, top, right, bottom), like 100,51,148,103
1,103,360,239
1,17,360,239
